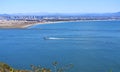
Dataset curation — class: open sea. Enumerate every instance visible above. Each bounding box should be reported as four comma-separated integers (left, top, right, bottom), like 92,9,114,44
0,21,120,72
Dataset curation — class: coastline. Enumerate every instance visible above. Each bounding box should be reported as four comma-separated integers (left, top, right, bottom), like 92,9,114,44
23,20,120,28
0,20,120,29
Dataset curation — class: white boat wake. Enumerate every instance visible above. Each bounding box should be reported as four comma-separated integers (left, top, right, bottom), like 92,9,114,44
43,37,98,41
44,37,66,40
43,37,86,40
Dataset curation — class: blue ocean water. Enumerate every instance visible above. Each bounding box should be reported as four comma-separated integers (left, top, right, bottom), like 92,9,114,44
0,21,120,72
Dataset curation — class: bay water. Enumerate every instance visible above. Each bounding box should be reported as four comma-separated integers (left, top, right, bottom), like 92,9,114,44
0,21,120,72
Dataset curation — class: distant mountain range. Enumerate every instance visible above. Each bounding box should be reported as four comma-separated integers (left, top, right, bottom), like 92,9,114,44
0,12,120,17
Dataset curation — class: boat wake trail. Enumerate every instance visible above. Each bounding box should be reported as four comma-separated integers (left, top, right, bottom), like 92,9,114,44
43,37,89,40
44,37,66,40
43,36,111,41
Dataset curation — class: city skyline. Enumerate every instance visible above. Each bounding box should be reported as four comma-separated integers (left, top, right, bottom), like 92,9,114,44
0,0,120,14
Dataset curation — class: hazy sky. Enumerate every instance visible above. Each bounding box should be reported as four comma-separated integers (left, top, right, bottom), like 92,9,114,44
0,0,120,14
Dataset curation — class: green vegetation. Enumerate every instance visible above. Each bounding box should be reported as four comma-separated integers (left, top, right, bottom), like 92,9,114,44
0,62,29,72
0,62,113,72
30,65,51,72
0,62,73,72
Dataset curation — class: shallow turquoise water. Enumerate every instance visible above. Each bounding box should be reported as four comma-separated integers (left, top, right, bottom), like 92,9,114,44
0,21,120,72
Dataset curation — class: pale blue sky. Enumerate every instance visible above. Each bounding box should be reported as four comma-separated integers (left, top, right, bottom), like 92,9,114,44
0,0,120,14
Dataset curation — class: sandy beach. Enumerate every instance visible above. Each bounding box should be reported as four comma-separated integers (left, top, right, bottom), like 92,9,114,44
0,20,66,28
0,20,118,28
0,20,70,28
0,20,41,28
